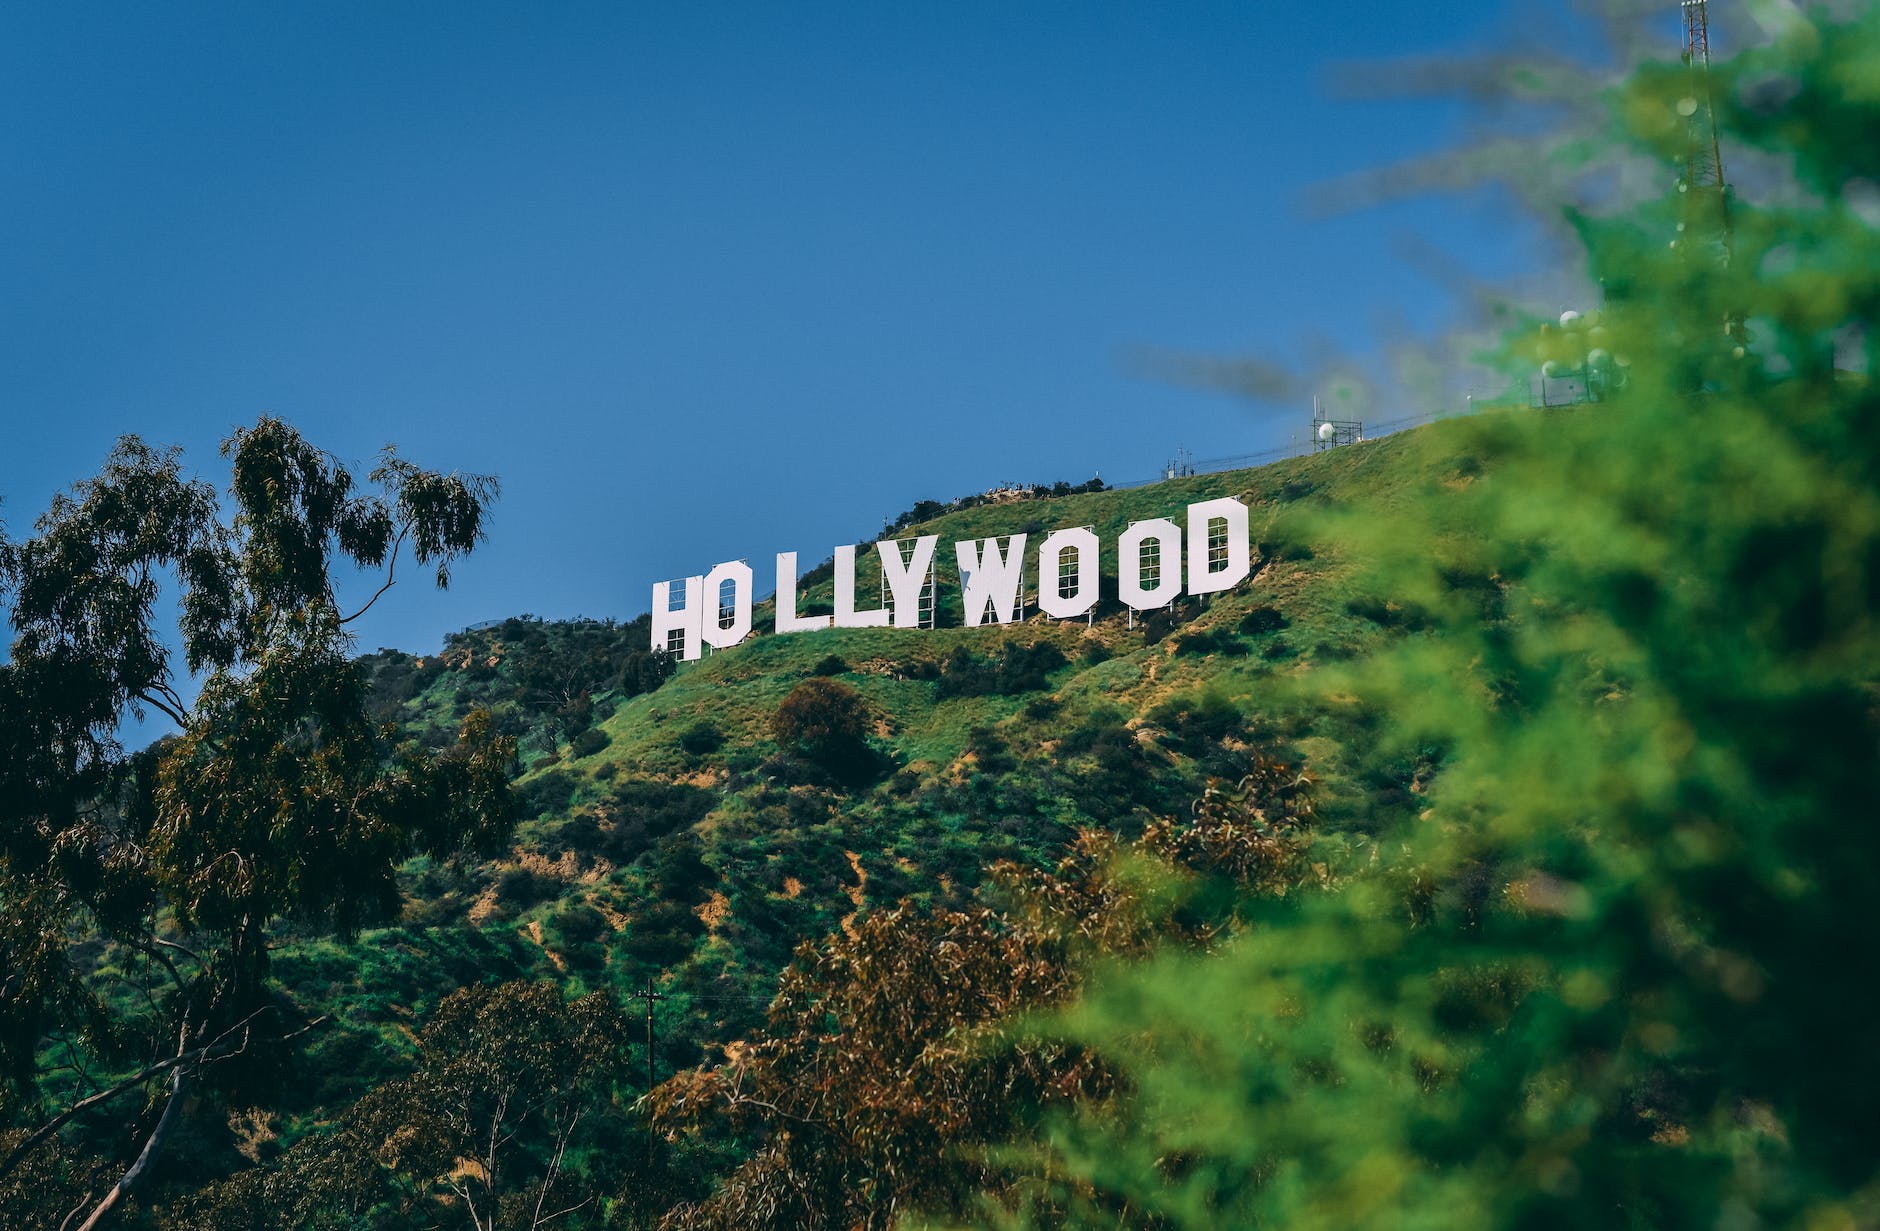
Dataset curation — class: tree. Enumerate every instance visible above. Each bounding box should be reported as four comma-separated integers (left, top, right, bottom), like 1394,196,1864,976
994,10,1880,1228
168,982,633,1231
647,757,1316,1229
0,418,516,1226
771,678,874,775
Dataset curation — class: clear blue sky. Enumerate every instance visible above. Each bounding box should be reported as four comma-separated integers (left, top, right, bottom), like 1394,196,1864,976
2,1,1576,657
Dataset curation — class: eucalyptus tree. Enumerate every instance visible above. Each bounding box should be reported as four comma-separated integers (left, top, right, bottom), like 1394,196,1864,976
0,418,517,1227
166,982,635,1231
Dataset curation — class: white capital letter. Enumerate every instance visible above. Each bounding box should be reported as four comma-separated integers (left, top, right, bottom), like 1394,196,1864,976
701,559,753,650
1186,497,1251,595
651,576,704,661
955,535,1027,627
775,552,830,634
1118,519,1182,610
834,544,892,629
877,535,938,629
1037,527,1099,620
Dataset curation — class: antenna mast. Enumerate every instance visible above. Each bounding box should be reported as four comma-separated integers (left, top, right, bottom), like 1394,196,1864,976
1678,0,1732,267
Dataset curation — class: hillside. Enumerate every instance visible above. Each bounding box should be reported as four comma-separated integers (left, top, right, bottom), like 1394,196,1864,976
268,420,1464,1125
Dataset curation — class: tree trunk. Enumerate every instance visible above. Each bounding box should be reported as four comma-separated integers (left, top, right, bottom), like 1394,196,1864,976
72,1064,189,1231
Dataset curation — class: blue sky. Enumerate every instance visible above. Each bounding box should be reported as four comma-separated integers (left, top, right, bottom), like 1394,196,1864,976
2,2,1579,657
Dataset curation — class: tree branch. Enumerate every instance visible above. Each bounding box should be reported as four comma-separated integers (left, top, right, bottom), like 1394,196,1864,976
338,527,406,626
73,1063,187,1231
530,1110,582,1231
0,1007,324,1185
152,935,209,970
446,1177,488,1231
536,1196,594,1228
56,1188,94,1231
131,689,188,729
150,679,190,720
126,937,190,999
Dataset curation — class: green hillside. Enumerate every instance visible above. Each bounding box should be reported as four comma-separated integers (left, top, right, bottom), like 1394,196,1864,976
279,420,1467,1122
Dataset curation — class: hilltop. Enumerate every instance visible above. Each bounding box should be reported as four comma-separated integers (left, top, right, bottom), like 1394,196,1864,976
265,419,1467,1122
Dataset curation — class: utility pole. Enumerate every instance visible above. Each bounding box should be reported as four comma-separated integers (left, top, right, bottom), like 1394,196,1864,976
630,982,666,1167
630,982,665,1093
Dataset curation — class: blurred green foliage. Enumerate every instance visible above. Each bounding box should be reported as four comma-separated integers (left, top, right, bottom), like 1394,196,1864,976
996,10,1880,1230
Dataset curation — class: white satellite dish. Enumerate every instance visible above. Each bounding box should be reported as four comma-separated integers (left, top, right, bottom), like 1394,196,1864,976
1317,422,1336,442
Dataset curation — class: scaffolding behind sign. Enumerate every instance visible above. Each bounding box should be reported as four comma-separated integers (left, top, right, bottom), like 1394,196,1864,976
1125,521,1176,630
879,538,938,628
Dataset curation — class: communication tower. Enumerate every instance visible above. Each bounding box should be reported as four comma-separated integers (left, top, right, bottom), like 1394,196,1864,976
1310,396,1362,451
1676,0,1732,269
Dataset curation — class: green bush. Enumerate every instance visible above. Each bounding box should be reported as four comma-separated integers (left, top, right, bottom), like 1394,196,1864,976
809,654,849,676
934,641,1068,699
772,678,882,786
1237,605,1288,636
568,726,610,758
678,721,725,756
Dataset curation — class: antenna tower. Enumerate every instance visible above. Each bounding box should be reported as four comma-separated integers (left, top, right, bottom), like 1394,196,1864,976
1310,395,1362,451
1678,0,1732,268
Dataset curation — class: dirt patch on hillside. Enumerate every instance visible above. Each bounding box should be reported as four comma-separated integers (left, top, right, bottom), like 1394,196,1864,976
516,849,583,881
593,898,630,932
697,890,731,933
522,919,567,972
839,852,869,940
467,885,501,925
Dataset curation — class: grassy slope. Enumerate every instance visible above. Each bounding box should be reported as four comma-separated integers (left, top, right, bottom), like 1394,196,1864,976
273,419,1463,1120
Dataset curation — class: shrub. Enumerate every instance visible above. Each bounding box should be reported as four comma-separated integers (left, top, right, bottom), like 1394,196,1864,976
934,641,1068,700
551,901,609,947
1139,599,1201,646
996,641,1067,692
568,727,610,759
773,678,871,762
597,781,716,866
678,722,725,756
621,900,705,969
1345,594,1431,631
933,646,999,699
547,811,603,859
1023,694,1062,721
965,726,1016,776
496,865,552,908
1256,534,1313,562
1238,606,1288,636
1172,627,1249,658
1149,692,1245,759
650,833,714,905
519,769,577,819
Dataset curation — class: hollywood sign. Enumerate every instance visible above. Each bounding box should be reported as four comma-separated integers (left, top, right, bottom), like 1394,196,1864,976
651,496,1253,659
